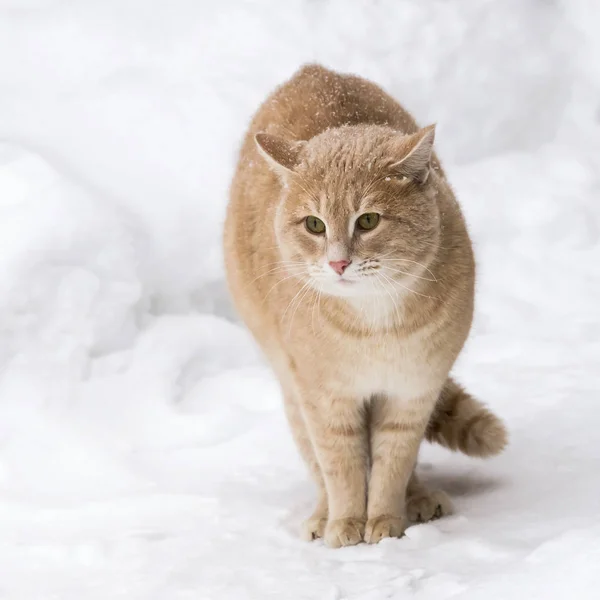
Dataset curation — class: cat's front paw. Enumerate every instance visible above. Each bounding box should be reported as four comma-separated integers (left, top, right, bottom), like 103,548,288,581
301,516,327,541
324,518,365,548
364,515,406,544
407,490,453,523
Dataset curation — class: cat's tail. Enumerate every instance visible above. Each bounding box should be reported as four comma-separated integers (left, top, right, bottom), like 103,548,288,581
425,377,508,458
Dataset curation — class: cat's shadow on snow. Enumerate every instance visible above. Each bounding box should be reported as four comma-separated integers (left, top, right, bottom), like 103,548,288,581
419,468,504,498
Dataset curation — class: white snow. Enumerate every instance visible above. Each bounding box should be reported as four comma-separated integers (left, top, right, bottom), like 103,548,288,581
0,0,599,597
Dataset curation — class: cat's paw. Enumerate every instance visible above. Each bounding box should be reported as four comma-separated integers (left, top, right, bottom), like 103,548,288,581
301,516,327,541
324,518,365,548
364,515,407,544
406,489,453,523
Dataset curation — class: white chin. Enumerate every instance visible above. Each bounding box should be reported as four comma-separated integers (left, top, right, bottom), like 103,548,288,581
317,280,369,298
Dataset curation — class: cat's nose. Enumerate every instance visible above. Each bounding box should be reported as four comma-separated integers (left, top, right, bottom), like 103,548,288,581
329,259,351,275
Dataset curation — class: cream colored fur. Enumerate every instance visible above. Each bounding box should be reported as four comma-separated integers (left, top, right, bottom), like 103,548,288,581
224,64,507,548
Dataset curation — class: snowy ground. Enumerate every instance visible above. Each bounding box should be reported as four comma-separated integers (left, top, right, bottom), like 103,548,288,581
0,0,599,598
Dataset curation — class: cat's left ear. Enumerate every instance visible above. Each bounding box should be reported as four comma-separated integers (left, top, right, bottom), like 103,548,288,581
255,133,306,176
390,124,436,184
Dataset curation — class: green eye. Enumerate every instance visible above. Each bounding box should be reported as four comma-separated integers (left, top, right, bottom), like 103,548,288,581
305,216,326,234
356,212,380,231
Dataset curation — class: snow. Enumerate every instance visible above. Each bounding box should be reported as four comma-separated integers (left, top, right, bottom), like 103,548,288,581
0,0,599,597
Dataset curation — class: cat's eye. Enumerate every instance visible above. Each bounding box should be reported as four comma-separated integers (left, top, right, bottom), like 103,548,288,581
305,216,326,234
356,212,380,231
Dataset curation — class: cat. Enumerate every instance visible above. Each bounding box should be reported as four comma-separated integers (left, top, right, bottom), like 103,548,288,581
223,64,507,548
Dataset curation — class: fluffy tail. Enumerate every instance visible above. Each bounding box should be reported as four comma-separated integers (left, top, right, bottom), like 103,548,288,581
425,377,508,458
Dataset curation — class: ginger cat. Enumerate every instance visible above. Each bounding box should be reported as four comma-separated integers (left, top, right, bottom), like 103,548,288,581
224,64,507,548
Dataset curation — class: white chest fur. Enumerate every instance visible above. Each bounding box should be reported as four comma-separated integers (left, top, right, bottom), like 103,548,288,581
283,293,448,404
351,329,441,402
291,317,446,405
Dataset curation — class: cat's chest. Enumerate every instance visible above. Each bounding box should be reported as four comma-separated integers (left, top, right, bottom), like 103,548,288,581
321,328,439,401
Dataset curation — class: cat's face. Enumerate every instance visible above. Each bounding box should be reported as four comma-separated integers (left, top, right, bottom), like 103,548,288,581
256,125,441,299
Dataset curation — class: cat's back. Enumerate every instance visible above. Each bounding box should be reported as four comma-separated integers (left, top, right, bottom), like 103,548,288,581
247,63,420,143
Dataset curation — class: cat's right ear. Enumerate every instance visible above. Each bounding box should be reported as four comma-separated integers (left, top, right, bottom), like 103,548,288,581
254,133,306,175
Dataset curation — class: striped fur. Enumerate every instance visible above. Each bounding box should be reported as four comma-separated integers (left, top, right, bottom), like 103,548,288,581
426,378,508,457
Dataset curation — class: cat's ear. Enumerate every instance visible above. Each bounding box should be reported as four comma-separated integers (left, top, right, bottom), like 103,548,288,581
390,124,436,184
254,133,306,175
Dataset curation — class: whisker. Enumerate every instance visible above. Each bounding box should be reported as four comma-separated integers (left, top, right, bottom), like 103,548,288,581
250,259,306,275
284,281,314,336
281,280,311,319
418,239,452,251
310,284,323,336
263,271,308,302
259,259,306,267
349,288,364,333
247,262,305,285
376,272,402,326
249,266,306,289
382,274,440,301
317,287,323,330
380,266,437,282
373,275,387,332
378,258,438,281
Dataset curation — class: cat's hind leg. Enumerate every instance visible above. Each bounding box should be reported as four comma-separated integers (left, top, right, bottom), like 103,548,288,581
406,470,453,523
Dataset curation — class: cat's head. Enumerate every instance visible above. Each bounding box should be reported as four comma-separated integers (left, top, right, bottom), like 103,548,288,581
255,124,441,299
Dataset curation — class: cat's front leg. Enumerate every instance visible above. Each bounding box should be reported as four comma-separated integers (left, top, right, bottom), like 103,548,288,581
281,390,329,540
299,390,369,548
365,393,436,544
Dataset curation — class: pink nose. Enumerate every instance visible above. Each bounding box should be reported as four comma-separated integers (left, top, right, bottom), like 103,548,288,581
329,259,351,275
